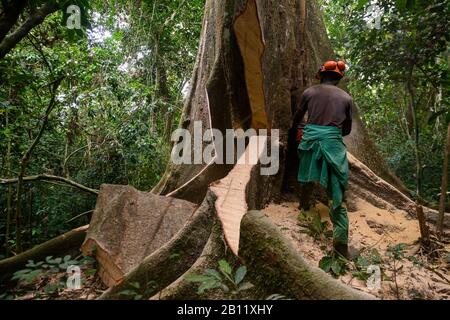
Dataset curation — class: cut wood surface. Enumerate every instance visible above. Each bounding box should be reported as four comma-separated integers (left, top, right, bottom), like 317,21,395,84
210,135,268,256
81,184,197,287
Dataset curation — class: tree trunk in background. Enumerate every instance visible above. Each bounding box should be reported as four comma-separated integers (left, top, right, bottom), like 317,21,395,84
158,68,174,143
0,0,28,43
416,203,430,245
0,1,59,60
27,187,33,244
407,75,423,200
13,78,61,252
5,112,13,254
437,122,450,237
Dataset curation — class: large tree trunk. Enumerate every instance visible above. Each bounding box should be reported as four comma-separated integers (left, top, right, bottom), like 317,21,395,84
152,0,408,204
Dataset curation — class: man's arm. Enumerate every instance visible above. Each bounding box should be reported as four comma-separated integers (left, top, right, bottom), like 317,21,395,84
292,90,308,128
342,99,353,136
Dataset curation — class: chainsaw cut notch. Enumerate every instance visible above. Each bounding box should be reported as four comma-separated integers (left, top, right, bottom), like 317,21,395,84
233,0,269,130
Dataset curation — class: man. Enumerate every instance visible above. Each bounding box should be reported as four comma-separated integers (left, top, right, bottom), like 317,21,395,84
292,60,358,260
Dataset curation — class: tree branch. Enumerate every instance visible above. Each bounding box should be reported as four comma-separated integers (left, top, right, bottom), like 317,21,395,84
0,174,99,195
27,32,54,76
13,76,63,252
0,0,28,43
21,76,63,166
0,1,58,60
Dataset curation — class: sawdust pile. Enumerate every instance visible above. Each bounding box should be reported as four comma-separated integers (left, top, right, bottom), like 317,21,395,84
263,196,450,300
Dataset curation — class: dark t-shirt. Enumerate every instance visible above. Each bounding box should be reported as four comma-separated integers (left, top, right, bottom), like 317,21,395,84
292,84,354,136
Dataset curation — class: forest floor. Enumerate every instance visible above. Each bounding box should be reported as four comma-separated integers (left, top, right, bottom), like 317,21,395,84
3,194,449,300
263,195,450,300
1,257,106,300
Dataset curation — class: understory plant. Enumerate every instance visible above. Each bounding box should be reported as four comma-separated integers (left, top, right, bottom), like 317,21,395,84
6,255,96,298
187,259,254,296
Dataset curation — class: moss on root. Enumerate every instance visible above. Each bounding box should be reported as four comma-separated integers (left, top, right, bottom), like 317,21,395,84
151,221,241,300
150,209,375,300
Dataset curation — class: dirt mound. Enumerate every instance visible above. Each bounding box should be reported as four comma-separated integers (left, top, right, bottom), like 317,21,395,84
263,197,450,300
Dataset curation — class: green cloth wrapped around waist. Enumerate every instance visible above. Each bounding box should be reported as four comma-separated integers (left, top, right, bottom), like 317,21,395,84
297,124,349,209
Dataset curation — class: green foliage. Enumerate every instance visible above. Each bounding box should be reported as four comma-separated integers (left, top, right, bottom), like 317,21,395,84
11,255,93,283
352,248,383,281
8,254,96,298
118,281,158,300
298,209,333,240
386,243,408,260
0,0,204,253
12,255,79,283
319,252,348,277
187,260,254,296
321,0,449,203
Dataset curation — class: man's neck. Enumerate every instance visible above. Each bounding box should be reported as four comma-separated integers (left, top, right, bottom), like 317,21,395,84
321,80,339,86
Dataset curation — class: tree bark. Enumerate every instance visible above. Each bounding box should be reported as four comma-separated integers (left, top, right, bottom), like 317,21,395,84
158,67,175,143
0,1,58,60
27,187,33,244
239,211,375,299
0,174,99,195
0,0,29,43
4,110,13,254
416,203,430,245
437,123,450,237
98,190,216,299
406,74,423,200
152,0,408,205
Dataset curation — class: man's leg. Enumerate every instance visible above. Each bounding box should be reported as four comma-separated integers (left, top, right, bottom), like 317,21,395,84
330,202,349,245
330,200,359,260
298,182,314,211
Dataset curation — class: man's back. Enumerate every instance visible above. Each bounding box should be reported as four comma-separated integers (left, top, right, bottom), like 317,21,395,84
299,84,353,136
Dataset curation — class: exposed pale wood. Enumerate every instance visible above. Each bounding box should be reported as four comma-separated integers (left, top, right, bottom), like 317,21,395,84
82,239,124,287
233,0,268,129
210,136,267,255
98,191,217,299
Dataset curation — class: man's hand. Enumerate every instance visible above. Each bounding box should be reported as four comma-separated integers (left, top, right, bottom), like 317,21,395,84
296,128,304,144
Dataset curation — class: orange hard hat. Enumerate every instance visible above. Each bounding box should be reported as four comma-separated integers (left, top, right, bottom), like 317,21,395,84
316,60,346,79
